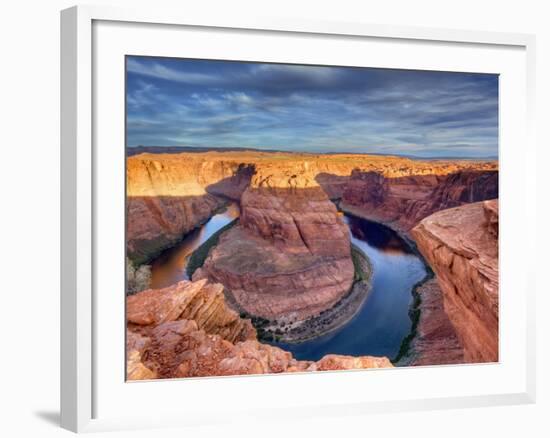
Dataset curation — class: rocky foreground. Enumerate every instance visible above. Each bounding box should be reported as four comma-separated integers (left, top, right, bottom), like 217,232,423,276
126,279,392,380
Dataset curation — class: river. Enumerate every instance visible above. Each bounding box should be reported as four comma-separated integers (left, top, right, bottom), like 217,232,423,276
150,203,240,289
150,203,426,361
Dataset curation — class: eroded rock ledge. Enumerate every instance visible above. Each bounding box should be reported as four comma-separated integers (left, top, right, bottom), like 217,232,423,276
126,279,392,380
411,200,499,363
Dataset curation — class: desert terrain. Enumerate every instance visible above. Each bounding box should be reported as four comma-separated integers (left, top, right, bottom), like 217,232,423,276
126,149,499,379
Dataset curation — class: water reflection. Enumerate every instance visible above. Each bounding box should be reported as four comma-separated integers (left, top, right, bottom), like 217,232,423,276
150,203,240,288
346,215,413,254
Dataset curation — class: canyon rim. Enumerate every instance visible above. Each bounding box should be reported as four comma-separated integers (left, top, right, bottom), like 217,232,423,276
125,56,499,380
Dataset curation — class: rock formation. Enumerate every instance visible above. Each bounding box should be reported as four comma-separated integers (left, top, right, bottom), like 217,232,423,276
194,164,355,322
411,200,499,363
127,195,226,265
341,170,498,233
126,150,497,263
126,279,393,380
126,154,254,264
127,278,256,343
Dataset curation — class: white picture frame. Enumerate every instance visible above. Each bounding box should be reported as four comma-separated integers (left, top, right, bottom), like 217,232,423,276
60,4,537,433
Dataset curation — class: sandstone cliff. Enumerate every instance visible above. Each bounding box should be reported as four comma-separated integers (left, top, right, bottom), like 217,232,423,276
126,280,393,380
126,151,497,263
341,169,498,233
127,195,226,265
126,154,253,263
411,200,499,363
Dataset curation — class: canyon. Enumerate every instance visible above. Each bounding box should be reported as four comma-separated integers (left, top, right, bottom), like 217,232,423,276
126,151,496,264
340,169,498,234
126,149,499,377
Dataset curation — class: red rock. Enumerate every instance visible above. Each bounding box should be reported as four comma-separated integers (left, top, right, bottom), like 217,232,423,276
311,354,393,371
127,279,207,326
240,186,351,257
126,278,393,380
405,278,465,366
126,195,225,265
195,168,354,321
341,170,498,233
126,151,497,263
411,200,499,363
126,279,256,343
134,320,392,379
126,330,157,380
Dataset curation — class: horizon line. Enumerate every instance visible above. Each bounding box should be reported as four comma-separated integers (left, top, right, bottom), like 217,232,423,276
126,144,498,161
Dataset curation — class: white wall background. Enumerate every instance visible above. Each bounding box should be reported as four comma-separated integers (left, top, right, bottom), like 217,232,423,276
0,0,547,436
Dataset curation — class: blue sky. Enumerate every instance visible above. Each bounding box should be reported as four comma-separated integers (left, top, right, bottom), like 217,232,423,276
126,56,498,158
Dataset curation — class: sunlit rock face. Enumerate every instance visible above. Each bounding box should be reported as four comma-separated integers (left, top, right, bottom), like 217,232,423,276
127,279,256,343
125,279,393,380
412,200,499,363
126,150,497,263
126,154,254,264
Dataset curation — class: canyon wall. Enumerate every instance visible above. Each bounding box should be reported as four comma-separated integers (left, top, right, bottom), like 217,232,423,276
127,151,497,263
411,200,499,363
127,195,225,265
126,154,255,264
126,279,392,380
341,169,498,233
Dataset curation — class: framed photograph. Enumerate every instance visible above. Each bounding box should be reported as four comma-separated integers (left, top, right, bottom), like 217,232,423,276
61,5,536,433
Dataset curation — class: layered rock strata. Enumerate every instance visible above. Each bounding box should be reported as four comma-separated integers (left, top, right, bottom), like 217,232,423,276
127,151,497,263
126,154,254,264
194,165,355,322
411,200,499,363
403,278,465,366
127,279,256,343
126,279,393,380
341,170,498,234
126,195,225,265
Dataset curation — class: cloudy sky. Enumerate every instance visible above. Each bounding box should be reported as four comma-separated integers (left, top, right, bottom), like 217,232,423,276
126,56,498,158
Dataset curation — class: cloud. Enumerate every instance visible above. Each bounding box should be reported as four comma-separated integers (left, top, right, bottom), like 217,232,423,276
126,58,221,85
126,56,498,158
